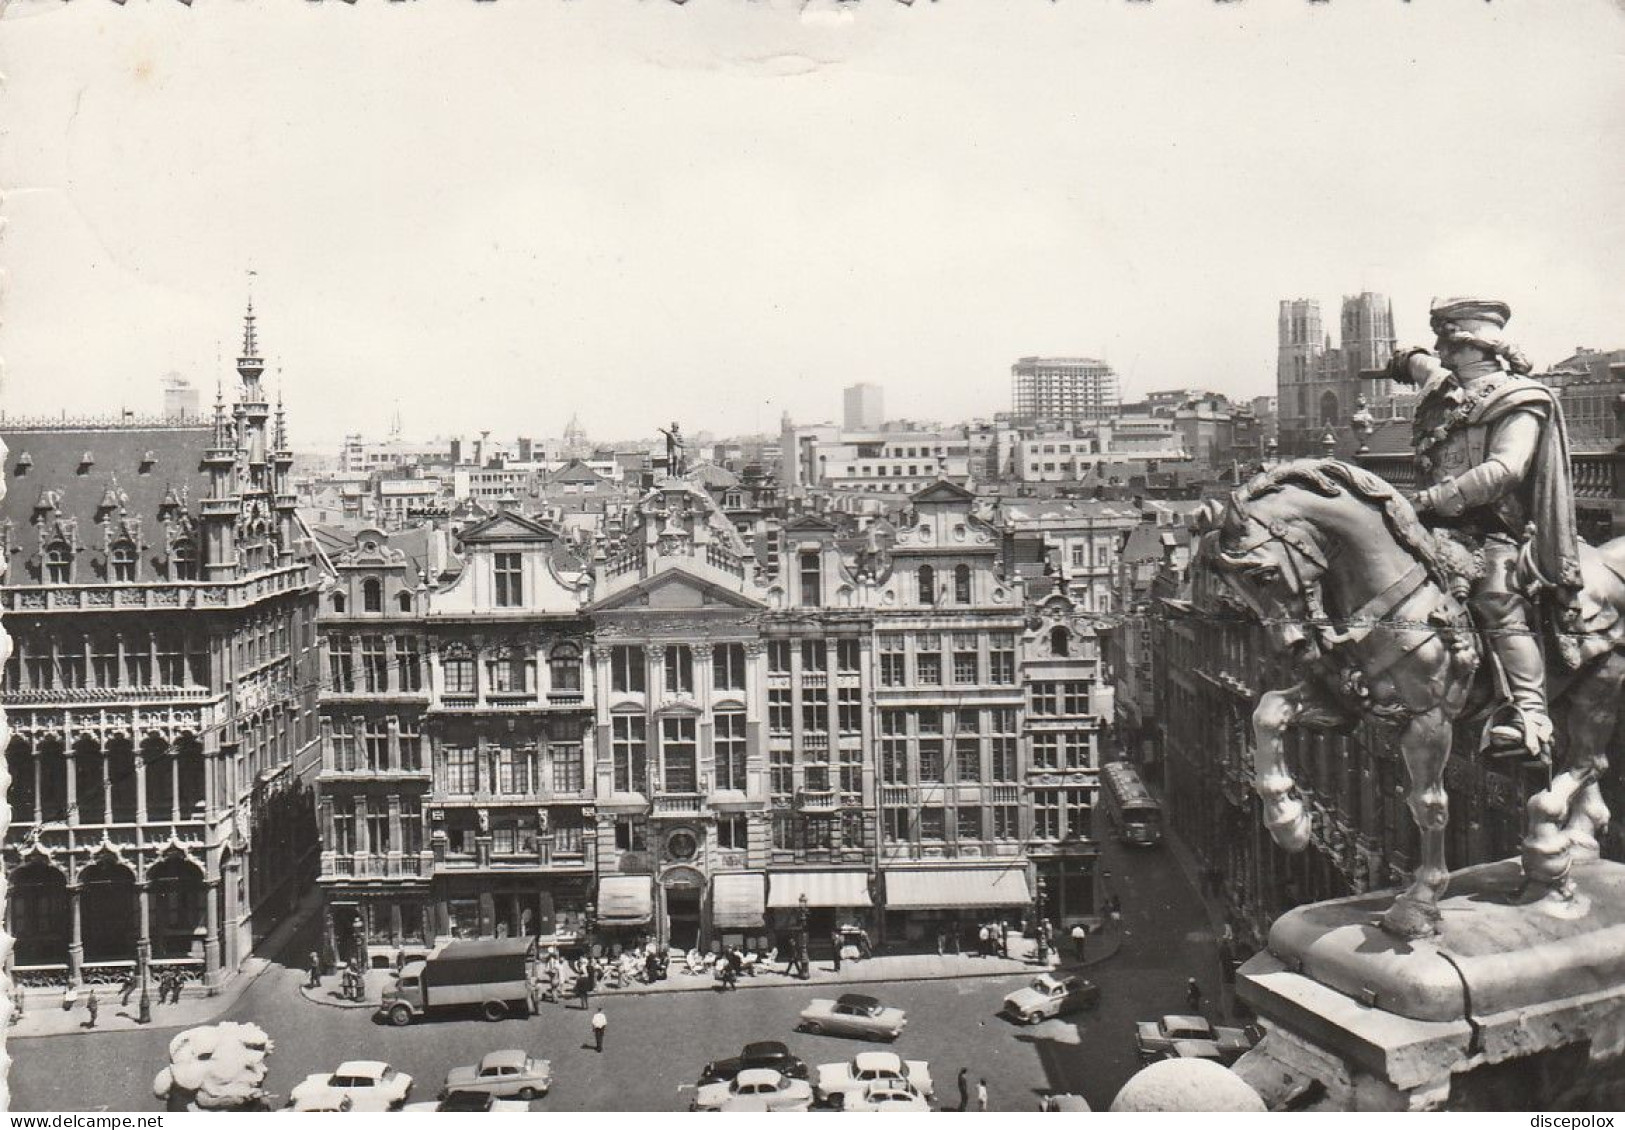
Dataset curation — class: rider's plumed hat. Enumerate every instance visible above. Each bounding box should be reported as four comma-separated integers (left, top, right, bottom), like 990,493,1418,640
1429,297,1511,330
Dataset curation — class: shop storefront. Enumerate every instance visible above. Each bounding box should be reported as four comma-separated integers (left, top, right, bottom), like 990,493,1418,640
710,872,768,949
880,866,1032,950
595,874,655,949
766,871,874,958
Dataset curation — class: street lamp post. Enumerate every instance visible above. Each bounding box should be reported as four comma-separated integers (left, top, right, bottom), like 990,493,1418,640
795,893,811,980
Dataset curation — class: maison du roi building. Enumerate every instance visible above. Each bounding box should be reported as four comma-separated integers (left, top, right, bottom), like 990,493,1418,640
315,479,1114,962
1,307,323,995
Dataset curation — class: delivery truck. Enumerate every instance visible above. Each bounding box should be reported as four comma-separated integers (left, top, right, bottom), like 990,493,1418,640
376,938,534,1025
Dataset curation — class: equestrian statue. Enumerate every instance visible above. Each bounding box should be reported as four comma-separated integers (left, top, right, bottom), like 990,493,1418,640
1199,298,1625,939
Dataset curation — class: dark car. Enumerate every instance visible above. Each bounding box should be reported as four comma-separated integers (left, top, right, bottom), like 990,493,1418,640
699,1041,810,1086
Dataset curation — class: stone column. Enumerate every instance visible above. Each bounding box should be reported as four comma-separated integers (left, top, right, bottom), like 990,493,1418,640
63,742,78,826
387,795,402,856
136,878,152,958
67,882,84,985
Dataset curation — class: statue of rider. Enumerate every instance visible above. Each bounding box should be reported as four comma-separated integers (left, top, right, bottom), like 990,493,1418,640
1386,297,1582,758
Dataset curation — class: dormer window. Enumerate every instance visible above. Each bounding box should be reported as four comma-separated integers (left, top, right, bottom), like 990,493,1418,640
397,591,413,613
363,578,383,613
332,592,347,613
110,541,138,583
494,552,523,607
45,542,72,584
918,564,936,606
172,540,198,582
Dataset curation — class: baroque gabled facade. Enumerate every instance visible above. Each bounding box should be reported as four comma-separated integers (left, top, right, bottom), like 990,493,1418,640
2,305,322,994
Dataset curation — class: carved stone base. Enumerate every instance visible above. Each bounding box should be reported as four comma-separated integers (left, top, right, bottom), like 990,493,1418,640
1234,857,1625,1110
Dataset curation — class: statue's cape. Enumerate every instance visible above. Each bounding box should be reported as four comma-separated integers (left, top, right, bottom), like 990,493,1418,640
1466,377,1584,594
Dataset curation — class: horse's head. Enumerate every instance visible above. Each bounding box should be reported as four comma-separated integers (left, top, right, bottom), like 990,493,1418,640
1198,491,1327,660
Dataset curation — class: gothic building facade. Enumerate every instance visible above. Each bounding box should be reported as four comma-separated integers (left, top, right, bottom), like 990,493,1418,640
2,306,322,994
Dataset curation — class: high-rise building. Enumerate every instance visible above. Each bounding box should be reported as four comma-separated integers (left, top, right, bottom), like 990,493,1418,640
843,383,885,431
1011,357,1119,426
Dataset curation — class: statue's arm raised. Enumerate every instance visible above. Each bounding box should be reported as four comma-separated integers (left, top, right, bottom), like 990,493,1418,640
1418,408,1544,517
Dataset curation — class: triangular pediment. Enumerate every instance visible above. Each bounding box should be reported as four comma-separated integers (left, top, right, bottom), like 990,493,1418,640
587,564,767,612
784,513,839,535
912,479,975,505
456,510,560,545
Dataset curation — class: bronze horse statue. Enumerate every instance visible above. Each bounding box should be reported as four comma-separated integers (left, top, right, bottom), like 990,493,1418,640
1199,459,1625,938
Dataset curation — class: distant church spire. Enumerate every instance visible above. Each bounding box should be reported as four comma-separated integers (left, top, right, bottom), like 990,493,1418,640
237,296,265,397
213,379,230,446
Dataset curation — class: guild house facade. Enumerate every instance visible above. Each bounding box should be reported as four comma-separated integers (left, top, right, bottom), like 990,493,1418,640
2,307,322,995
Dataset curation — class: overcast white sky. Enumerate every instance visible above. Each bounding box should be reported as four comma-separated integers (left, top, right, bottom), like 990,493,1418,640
3,0,1623,450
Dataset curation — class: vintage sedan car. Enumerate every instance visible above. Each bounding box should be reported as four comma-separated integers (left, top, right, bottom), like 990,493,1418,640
842,1080,931,1112
1135,1015,1259,1065
1002,973,1101,1024
814,1052,934,1107
691,1068,815,1112
286,1089,353,1113
699,1041,811,1085
443,1049,552,1100
404,1090,530,1113
798,993,908,1040
289,1061,413,1113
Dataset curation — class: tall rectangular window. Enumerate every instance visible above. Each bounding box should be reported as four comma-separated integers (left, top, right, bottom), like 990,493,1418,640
915,633,942,686
331,804,355,855
919,807,946,841
329,638,355,693
551,744,584,794
801,687,829,734
712,643,746,692
989,634,1016,685
91,636,119,688
880,710,908,785
611,716,648,793
839,744,862,794
490,654,527,694
837,687,863,734
331,724,358,773
770,746,795,796
364,720,390,771
878,635,906,688
1065,788,1091,837
799,550,822,607
494,552,523,607
361,635,388,693
768,688,793,735
552,809,584,857
664,646,694,695
952,634,979,685
398,717,422,772
442,657,475,694
801,639,826,672
1063,682,1091,715
882,807,910,842
956,736,981,782
496,746,532,794
396,636,422,692
1031,682,1059,716
366,797,391,854
611,646,646,694
715,711,748,791
400,795,423,854
992,804,1020,840
956,806,982,841
836,638,861,673
444,746,477,794
1033,788,1061,840
717,814,749,849
768,640,791,674
661,716,698,793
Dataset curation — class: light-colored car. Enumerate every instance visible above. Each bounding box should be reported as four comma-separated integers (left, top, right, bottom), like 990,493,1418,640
1134,1015,1259,1065
842,1080,931,1112
1002,973,1101,1024
814,1052,934,1107
289,1061,413,1113
1038,1094,1091,1112
404,1090,531,1113
443,1049,552,1100
798,993,908,1041
286,1089,353,1113
692,1068,815,1112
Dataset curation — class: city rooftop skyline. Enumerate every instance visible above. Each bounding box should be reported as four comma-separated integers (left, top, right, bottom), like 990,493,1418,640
2,2,1623,448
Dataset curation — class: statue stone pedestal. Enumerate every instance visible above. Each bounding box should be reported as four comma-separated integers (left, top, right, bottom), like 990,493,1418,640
1234,857,1625,1111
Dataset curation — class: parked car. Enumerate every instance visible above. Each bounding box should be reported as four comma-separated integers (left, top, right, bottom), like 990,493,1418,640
289,1061,413,1113
814,1052,934,1107
1134,1015,1260,1065
1038,1093,1091,1112
405,1090,530,1113
841,1080,931,1112
798,993,908,1041
286,1089,353,1113
1002,973,1101,1024
691,1068,815,1112
699,1041,811,1085
443,1049,552,1100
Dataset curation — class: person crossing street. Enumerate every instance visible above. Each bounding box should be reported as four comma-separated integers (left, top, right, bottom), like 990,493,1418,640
591,1008,608,1053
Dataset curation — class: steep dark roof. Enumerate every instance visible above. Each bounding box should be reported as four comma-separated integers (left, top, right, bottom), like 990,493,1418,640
1,424,215,587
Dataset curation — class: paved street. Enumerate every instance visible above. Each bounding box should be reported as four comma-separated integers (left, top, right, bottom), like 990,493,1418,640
10,832,1218,1113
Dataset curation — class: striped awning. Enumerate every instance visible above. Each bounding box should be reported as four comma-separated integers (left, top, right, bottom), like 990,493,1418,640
884,868,1031,909
597,876,654,925
711,873,767,930
767,871,872,909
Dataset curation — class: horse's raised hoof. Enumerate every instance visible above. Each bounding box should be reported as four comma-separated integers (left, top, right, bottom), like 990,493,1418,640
1379,895,1441,940
1263,799,1311,853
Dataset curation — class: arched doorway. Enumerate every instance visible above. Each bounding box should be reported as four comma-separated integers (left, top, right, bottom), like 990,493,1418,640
148,855,207,960
79,857,138,962
8,861,70,966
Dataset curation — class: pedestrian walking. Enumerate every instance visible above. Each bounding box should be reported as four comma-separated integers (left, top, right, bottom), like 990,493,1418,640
62,985,78,1013
998,920,1009,958
576,968,594,1010
306,951,322,990
976,1078,989,1112
956,1068,970,1112
977,924,991,958
119,971,139,1008
831,932,844,973
1186,977,1204,1013
1071,923,1087,964
85,990,99,1028
591,1008,607,1053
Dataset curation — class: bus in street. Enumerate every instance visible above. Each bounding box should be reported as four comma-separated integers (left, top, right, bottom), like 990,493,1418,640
1101,761,1162,846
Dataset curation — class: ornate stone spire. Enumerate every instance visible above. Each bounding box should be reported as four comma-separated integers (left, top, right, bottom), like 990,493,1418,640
212,380,230,447
237,298,265,395
274,383,288,451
